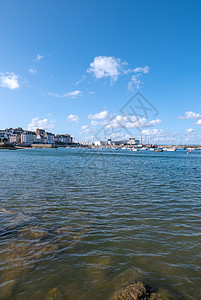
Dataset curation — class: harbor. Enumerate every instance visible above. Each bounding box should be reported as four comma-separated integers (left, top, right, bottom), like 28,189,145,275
1,148,201,299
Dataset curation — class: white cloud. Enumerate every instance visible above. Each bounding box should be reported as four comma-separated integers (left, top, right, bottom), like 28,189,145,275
48,90,82,98
28,117,55,131
128,66,149,90
87,56,122,81
178,111,201,120
0,72,20,89
87,56,150,89
88,110,109,120
141,128,163,136
81,125,91,134
91,120,99,126
141,128,179,144
28,67,37,75
34,54,44,62
133,66,149,74
128,74,142,89
195,119,201,125
104,115,161,130
185,128,194,133
67,114,80,122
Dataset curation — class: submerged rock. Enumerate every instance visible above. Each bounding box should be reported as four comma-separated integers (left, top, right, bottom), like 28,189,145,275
112,281,151,300
112,269,142,290
18,226,50,240
112,281,173,300
149,289,173,300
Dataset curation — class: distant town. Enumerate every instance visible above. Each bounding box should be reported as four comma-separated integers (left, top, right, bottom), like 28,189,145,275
0,127,201,151
0,127,73,148
0,127,141,149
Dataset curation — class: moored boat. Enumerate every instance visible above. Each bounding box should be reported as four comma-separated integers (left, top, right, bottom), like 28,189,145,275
166,148,176,151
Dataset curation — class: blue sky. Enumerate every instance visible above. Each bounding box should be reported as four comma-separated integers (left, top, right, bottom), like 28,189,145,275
0,0,201,144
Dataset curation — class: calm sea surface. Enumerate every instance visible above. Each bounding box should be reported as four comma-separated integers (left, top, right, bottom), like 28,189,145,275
0,148,201,299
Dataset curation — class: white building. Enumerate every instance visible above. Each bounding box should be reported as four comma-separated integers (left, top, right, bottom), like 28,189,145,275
94,141,108,146
36,134,47,144
21,131,37,144
9,134,21,144
128,138,140,145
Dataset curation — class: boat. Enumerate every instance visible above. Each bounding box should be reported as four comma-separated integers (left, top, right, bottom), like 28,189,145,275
166,148,176,152
154,148,163,152
132,148,139,152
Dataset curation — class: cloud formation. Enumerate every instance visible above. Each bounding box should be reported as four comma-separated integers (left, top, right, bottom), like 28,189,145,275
178,111,201,126
88,110,109,120
104,115,161,130
178,111,201,120
133,66,149,74
87,56,149,89
0,72,20,89
87,56,122,81
141,128,163,136
128,66,150,90
28,117,55,131
185,128,194,133
67,114,80,122
81,125,91,134
48,90,82,98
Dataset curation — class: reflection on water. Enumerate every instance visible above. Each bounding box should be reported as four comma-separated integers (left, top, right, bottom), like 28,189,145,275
0,148,201,299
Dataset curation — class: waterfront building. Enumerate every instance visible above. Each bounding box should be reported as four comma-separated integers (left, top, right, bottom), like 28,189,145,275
55,134,73,144
9,133,21,144
94,141,108,146
108,139,128,146
36,128,45,136
21,131,37,144
110,140,128,146
45,132,55,144
81,142,95,146
0,130,9,142
128,138,140,145
66,134,73,144
36,134,47,144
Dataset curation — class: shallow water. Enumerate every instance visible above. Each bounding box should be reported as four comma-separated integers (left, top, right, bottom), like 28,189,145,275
0,148,201,299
